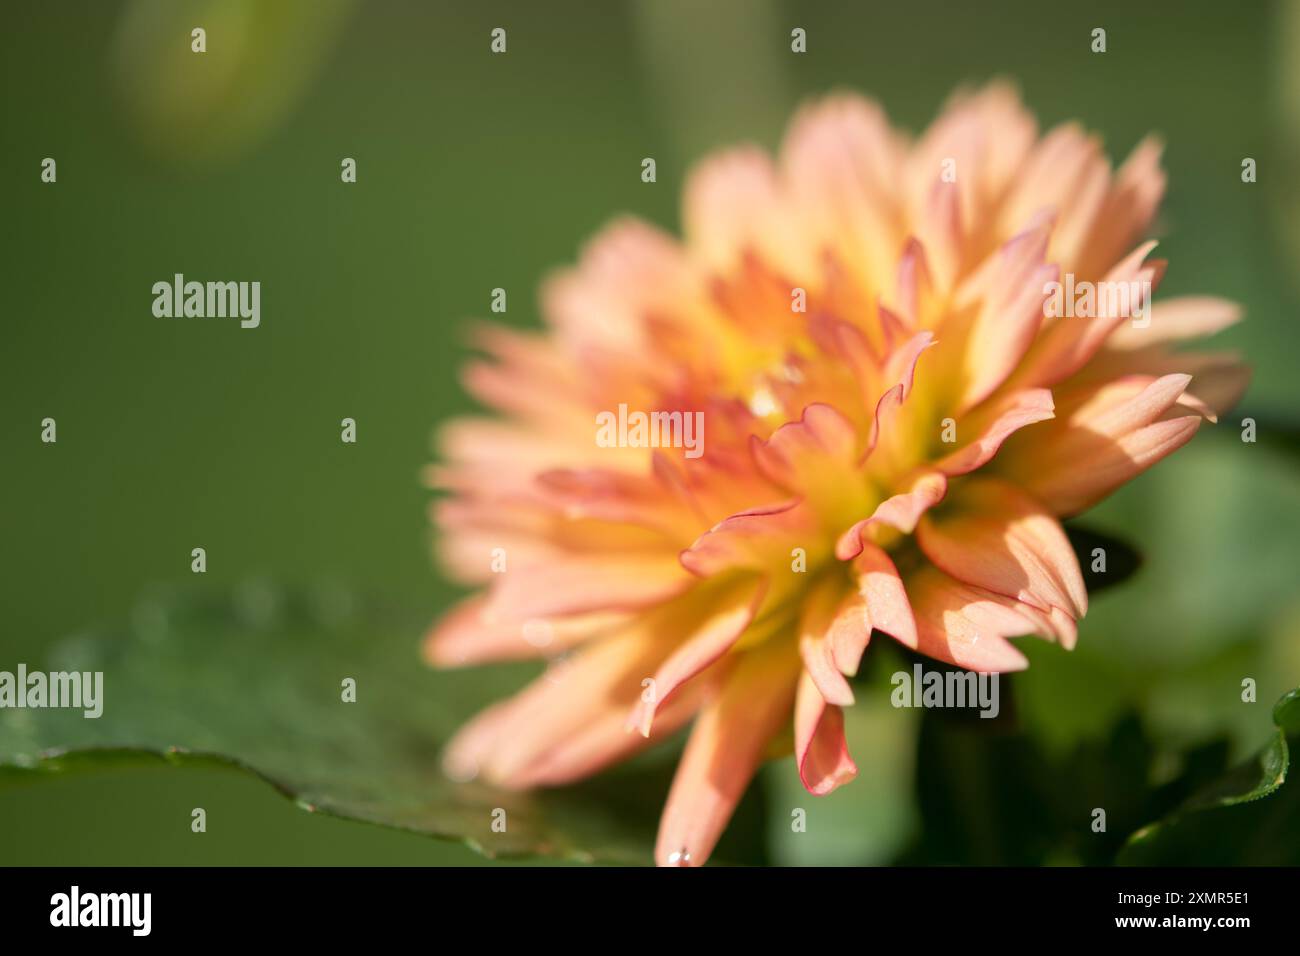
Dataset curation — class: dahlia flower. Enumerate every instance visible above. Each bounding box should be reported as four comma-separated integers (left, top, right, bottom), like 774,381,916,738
425,84,1248,866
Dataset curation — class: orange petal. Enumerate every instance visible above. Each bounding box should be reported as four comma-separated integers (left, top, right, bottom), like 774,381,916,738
535,466,701,543
680,498,812,577
654,644,799,867
916,177,963,292
1098,350,1250,421
444,628,661,786
683,147,792,274
826,596,872,677
881,331,936,404
794,671,858,796
1075,135,1166,279
916,477,1087,618
933,388,1055,476
955,218,1055,410
997,373,1202,516
836,470,948,559
540,217,696,360
461,326,590,423
853,542,919,651
800,634,854,707
1035,413,1201,517
780,94,904,321
889,238,934,329
627,576,766,737
1107,295,1242,350
906,567,1046,673
486,552,693,623
797,577,856,706
512,678,708,788
1011,240,1162,389
751,402,860,494
999,123,1103,255
424,595,627,667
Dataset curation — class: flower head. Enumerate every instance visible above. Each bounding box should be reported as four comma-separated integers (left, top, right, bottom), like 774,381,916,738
426,84,1249,866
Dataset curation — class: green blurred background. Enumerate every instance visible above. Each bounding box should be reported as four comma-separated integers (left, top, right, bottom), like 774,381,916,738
2,0,1298,864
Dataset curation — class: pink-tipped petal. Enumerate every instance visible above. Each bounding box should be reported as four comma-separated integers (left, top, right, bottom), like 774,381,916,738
800,633,855,707
446,628,662,787
680,499,812,577
826,596,873,677
916,477,1088,618
955,219,1055,410
780,94,905,315
751,402,861,497
654,645,799,867
1107,296,1243,350
513,678,707,788
540,216,695,359
1011,240,1162,389
795,576,858,705
998,373,1202,515
933,388,1055,476
628,576,765,737
424,596,626,667
854,542,919,650
486,552,694,623
1032,413,1201,516
794,671,858,796
684,147,792,275
837,470,948,559
906,567,1045,673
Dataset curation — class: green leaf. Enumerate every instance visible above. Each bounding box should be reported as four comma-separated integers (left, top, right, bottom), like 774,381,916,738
895,697,1160,866
1118,687,1299,865
0,582,731,865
